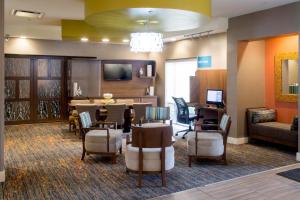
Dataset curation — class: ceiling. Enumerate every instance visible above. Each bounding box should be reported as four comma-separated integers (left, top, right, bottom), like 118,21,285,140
4,0,300,42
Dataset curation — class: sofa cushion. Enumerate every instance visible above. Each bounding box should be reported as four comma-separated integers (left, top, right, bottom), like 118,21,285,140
252,109,276,123
251,122,297,146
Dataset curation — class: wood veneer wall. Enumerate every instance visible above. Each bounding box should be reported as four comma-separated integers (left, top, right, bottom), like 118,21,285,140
194,69,227,105
101,60,155,97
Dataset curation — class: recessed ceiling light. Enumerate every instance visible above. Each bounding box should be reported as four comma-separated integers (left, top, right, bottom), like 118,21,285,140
10,9,44,19
136,19,147,25
122,39,129,43
102,38,110,42
150,20,159,24
81,37,89,42
19,36,27,39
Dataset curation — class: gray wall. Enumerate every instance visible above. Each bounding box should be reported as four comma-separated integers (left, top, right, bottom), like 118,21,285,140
0,0,4,173
237,40,266,137
227,1,300,152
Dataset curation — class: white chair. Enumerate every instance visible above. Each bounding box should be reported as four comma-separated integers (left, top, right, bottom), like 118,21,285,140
187,114,231,166
125,123,174,187
78,112,122,164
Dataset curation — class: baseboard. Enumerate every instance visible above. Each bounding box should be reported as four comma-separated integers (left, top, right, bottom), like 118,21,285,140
297,152,300,162
0,170,5,182
227,137,249,145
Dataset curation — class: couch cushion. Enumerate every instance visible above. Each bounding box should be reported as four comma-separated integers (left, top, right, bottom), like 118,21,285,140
251,122,297,146
252,109,276,123
258,122,291,130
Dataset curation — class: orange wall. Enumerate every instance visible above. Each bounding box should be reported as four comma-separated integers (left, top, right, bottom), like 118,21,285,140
265,35,299,123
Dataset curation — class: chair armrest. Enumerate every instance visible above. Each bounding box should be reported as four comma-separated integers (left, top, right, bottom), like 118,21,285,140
83,127,110,132
93,121,117,129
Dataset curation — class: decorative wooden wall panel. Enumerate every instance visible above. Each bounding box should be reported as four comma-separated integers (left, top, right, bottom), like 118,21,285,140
101,60,156,97
194,69,227,105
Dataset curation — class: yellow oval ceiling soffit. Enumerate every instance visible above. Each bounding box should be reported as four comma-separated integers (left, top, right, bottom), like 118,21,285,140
85,0,211,17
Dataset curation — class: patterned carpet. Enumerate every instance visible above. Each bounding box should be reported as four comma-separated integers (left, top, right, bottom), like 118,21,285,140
2,123,297,200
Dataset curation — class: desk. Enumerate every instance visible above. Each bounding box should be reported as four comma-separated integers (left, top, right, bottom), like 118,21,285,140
196,106,225,129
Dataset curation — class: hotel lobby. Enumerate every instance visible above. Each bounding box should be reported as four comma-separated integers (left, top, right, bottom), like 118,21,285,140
0,0,300,199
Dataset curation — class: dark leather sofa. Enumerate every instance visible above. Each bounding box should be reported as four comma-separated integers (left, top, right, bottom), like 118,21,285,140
247,108,298,149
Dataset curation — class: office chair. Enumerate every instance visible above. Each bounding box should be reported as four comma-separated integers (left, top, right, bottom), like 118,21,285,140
172,97,197,139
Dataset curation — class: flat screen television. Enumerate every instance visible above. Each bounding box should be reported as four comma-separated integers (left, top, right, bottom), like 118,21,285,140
103,64,132,81
206,89,223,107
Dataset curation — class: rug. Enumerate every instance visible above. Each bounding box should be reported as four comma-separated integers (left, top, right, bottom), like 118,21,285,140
2,123,297,200
277,168,300,182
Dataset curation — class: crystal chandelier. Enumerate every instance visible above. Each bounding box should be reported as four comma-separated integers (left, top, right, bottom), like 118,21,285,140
130,32,163,53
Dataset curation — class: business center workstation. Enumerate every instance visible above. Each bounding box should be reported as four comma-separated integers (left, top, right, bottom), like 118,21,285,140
197,89,225,124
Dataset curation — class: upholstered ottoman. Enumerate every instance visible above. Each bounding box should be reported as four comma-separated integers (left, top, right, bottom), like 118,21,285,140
187,132,224,156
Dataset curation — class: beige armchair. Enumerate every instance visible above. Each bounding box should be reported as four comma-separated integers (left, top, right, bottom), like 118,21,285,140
187,114,231,166
78,112,122,164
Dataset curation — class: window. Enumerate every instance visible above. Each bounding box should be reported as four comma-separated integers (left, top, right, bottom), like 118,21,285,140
165,59,197,121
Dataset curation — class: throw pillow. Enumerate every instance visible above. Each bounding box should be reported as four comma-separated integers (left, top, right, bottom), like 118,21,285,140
252,109,276,123
291,116,298,131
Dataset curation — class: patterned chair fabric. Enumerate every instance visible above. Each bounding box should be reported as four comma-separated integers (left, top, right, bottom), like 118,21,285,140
145,107,170,121
220,114,230,131
79,112,92,128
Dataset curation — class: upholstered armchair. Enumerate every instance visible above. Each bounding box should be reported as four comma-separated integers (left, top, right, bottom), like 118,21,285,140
78,112,122,164
125,123,175,187
187,114,231,166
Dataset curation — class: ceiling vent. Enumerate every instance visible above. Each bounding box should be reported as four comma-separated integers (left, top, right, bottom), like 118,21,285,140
10,9,45,19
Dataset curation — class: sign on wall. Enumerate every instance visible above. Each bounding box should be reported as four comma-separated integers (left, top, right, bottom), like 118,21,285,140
197,56,212,68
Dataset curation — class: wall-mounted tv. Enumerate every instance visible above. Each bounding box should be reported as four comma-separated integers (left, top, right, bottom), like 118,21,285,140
103,64,132,81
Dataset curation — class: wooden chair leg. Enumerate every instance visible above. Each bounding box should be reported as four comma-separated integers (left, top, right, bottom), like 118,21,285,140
138,172,142,188
222,154,227,165
111,155,117,164
69,122,71,132
162,171,166,187
188,156,192,167
81,149,86,161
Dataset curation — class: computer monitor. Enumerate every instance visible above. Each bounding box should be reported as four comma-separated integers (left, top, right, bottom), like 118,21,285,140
206,89,223,107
